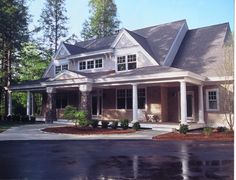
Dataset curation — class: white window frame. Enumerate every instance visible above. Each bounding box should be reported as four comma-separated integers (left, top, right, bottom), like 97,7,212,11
78,58,104,71
54,63,68,75
206,88,219,111
127,54,137,70
116,54,137,72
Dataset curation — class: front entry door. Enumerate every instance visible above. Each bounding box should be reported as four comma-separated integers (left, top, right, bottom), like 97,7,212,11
187,91,194,122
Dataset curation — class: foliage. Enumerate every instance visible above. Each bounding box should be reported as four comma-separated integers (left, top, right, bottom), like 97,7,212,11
0,0,29,116
90,120,99,128
110,121,118,129
203,127,213,136
120,119,129,130
39,0,68,54
74,111,89,127
216,126,227,133
101,121,109,129
179,124,188,134
81,0,120,40
63,105,77,119
65,34,80,44
132,122,141,131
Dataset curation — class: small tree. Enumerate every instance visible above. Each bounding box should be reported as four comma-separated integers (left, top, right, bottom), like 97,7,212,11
217,36,234,131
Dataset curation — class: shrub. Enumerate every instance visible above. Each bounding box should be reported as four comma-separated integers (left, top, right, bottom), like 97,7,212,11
179,124,188,134
21,115,30,123
6,115,12,121
120,119,129,130
74,111,89,127
203,127,213,136
12,115,21,122
132,122,141,131
101,121,109,129
30,116,36,123
90,120,99,128
111,121,118,129
217,126,227,132
63,105,77,119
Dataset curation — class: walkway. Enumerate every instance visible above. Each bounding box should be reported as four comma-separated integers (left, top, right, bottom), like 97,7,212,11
0,123,166,141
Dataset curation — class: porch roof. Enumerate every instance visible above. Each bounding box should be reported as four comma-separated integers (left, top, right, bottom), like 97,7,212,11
10,66,206,91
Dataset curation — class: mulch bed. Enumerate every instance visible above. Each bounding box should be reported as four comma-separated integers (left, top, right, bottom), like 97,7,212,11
152,132,234,141
42,126,136,135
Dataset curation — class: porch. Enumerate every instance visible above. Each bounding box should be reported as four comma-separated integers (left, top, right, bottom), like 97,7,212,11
9,66,206,128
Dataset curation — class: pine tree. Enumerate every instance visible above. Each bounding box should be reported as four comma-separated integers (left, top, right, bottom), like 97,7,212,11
39,0,68,54
0,0,29,116
81,0,120,40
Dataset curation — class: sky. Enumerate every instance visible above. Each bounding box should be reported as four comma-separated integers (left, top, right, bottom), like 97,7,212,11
28,0,234,40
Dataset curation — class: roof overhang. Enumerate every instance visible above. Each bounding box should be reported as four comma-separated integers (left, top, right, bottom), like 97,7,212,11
68,48,114,59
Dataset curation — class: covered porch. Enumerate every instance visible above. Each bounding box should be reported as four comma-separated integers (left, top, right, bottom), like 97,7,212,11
9,66,206,129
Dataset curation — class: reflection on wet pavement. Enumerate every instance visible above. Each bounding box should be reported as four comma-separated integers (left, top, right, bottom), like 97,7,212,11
0,140,233,180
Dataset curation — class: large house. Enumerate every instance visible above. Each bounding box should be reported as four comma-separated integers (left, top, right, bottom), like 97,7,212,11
10,19,233,129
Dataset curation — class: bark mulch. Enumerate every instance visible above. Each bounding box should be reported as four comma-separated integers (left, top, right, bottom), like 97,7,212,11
42,126,136,135
152,132,234,141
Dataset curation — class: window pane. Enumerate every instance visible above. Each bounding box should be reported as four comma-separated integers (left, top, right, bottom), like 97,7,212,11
117,98,125,109
55,66,61,74
127,54,136,62
117,56,125,63
56,96,61,108
118,64,126,71
128,63,136,70
209,101,217,109
62,64,68,70
138,97,145,109
87,60,94,69
95,59,102,68
79,61,86,70
61,97,67,108
126,89,132,109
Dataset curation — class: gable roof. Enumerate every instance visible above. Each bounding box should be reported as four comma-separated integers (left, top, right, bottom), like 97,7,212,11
61,20,186,64
172,23,230,77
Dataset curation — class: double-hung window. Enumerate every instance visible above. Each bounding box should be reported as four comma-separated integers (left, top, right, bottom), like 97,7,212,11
117,56,126,71
55,64,68,74
127,54,136,70
55,66,61,74
117,88,146,109
206,89,219,111
95,59,103,68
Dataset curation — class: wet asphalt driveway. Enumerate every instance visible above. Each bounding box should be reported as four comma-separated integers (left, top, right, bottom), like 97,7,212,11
0,140,233,180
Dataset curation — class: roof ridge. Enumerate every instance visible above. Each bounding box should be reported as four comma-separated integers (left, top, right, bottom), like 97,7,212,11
133,19,186,32
189,22,229,31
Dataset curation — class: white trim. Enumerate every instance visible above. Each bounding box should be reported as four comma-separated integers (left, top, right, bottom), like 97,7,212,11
205,88,220,111
163,21,188,66
112,29,159,66
206,76,234,82
53,42,71,59
68,49,113,59
50,70,86,81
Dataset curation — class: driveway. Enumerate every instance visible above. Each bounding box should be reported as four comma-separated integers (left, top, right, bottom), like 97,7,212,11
0,123,164,140
0,140,233,180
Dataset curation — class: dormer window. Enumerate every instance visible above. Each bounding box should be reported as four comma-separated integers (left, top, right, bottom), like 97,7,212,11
117,56,126,71
117,54,136,71
127,55,136,70
78,58,103,71
55,64,68,74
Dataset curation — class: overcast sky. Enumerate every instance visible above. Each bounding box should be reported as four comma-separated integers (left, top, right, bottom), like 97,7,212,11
28,0,234,40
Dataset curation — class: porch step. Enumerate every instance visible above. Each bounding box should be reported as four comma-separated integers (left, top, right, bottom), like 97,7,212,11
140,123,179,132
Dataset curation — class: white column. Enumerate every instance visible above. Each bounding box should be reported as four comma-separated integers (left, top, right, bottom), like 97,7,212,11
180,81,187,125
31,93,34,116
26,91,31,116
198,85,205,124
132,83,138,123
8,91,12,116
